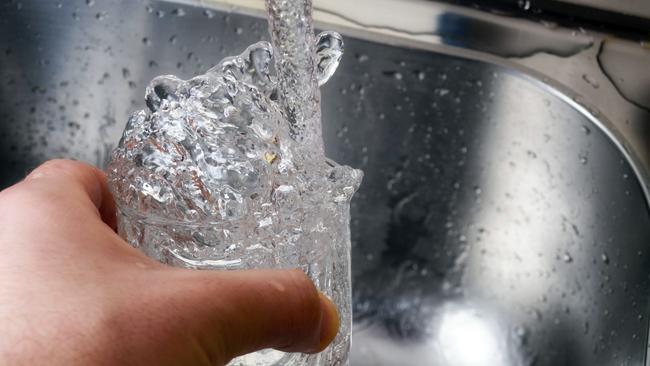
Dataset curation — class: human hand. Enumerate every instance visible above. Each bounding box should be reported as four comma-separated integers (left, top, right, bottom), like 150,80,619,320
0,159,339,366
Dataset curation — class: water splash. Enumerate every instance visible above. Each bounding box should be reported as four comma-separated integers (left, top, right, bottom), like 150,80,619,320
107,1,360,366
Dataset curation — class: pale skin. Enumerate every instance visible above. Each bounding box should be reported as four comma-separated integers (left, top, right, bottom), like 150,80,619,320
0,159,339,366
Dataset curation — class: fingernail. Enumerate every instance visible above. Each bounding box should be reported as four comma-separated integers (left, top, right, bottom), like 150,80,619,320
316,292,339,352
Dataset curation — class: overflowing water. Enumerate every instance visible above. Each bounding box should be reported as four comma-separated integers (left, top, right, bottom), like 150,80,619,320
106,0,361,365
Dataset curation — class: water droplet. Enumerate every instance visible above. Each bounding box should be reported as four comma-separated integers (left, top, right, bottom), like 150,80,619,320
357,54,369,63
142,37,151,46
235,27,243,35
579,155,588,165
514,325,527,339
417,71,426,81
95,11,106,20
562,252,573,263
203,9,215,18
86,0,94,6
541,20,558,29
171,8,185,16
518,0,531,10
581,125,591,135
601,253,609,264
527,150,537,158
529,308,542,320
582,74,600,89
72,11,80,20
122,68,130,79
169,35,177,44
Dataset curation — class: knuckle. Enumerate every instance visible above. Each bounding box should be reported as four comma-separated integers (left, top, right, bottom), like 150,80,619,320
29,159,80,178
0,184,24,206
286,270,318,300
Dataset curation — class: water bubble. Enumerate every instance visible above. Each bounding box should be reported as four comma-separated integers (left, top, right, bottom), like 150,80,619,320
72,11,80,20
95,11,107,20
315,31,344,86
86,0,94,6
156,10,165,18
581,125,591,135
562,252,573,263
357,54,369,63
235,27,244,35
518,0,531,10
248,42,274,87
144,75,183,112
142,37,151,46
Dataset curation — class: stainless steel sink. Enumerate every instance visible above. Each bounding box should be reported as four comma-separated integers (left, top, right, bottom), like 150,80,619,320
2,1,650,365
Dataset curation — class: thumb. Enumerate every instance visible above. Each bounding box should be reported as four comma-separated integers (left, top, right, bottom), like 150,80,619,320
145,268,340,365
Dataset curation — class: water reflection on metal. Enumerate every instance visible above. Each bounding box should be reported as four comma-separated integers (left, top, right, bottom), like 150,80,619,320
1,1,650,366
437,305,507,366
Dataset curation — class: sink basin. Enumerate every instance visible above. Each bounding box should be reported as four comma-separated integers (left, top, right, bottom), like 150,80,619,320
1,1,649,365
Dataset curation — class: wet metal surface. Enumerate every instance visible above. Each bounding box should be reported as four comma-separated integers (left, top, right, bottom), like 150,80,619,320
1,1,650,365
